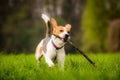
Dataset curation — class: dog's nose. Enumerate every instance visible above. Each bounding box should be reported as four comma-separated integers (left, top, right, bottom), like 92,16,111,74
65,34,69,38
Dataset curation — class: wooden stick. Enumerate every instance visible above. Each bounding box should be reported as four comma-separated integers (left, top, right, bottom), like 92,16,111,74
52,34,97,67
68,40,97,67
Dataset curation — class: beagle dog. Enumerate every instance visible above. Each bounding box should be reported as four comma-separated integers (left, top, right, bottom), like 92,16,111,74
35,14,71,69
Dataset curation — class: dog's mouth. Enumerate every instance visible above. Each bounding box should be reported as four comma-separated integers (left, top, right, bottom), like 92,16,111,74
53,34,70,42
63,37,69,42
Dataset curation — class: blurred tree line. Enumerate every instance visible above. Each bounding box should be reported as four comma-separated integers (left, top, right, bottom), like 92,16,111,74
82,0,120,53
0,0,85,53
0,0,120,54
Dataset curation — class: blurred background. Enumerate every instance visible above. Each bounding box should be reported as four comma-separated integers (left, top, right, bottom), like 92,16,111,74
0,0,120,54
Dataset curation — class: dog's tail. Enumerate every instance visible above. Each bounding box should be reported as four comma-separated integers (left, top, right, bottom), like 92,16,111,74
41,14,51,38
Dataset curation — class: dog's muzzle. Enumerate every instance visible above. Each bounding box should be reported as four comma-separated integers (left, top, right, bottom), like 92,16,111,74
53,34,70,42
63,34,70,42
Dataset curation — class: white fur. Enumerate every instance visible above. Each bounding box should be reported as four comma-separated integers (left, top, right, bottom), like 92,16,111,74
41,14,50,23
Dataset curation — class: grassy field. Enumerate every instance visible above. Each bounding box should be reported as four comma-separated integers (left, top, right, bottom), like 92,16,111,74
0,53,120,80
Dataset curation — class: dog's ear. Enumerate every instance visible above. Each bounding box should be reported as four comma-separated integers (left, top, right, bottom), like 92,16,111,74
65,24,71,31
51,18,57,28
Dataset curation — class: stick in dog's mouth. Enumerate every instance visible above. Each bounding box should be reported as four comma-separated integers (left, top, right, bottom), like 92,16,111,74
63,35,69,42
53,34,69,42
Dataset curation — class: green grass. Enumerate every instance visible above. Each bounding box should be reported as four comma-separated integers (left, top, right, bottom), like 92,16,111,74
0,53,120,80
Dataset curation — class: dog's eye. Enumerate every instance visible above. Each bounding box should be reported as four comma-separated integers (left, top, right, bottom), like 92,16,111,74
60,30,64,32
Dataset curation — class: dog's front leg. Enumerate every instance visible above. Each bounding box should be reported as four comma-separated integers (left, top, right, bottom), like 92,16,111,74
57,48,65,69
44,48,56,67
45,55,54,67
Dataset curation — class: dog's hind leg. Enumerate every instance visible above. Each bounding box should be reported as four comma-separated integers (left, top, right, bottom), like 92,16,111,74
35,47,43,65
35,40,44,65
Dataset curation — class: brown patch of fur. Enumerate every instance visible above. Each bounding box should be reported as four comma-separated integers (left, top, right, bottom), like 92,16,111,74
53,26,64,35
35,47,43,55
51,18,72,36
40,47,43,54
51,18,57,28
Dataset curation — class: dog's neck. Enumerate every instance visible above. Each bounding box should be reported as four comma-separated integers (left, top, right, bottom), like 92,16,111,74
51,35,66,49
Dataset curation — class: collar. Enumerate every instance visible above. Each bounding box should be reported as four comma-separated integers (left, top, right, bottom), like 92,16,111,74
51,40,64,50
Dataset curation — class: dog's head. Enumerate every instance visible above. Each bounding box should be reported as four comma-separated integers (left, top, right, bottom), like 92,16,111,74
51,18,71,42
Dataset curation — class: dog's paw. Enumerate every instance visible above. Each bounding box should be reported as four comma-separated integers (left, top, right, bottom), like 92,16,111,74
49,63,54,67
